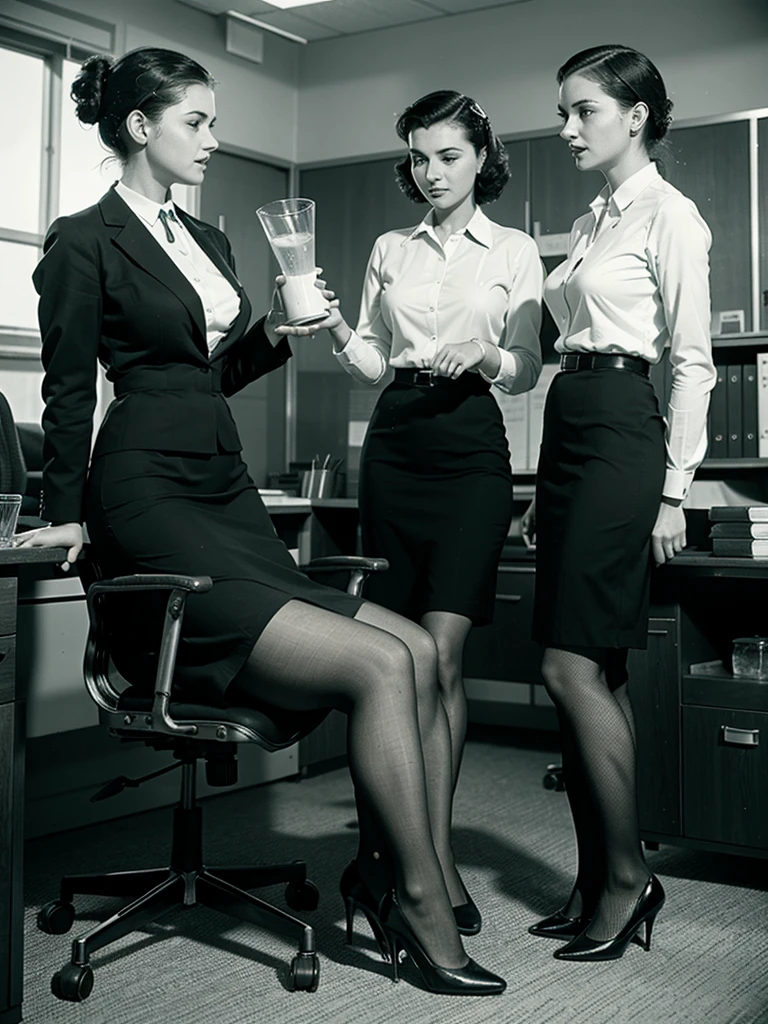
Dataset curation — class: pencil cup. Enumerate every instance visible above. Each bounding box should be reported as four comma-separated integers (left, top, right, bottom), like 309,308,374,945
0,495,22,548
256,198,330,326
301,469,336,499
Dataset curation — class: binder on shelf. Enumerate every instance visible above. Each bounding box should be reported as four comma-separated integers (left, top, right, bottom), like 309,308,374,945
726,364,742,458
707,365,727,459
709,505,768,522
710,521,768,538
711,537,768,558
758,352,768,459
742,363,758,457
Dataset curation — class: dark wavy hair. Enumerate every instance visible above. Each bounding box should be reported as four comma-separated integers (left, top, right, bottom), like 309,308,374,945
557,45,673,149
394,90,509,205
71,47,215,161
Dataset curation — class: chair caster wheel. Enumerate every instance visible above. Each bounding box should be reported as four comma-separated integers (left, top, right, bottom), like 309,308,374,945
285,880,319,912
543,764,566,791
37,900,76,935
290,952,320,992
51,963,94,1002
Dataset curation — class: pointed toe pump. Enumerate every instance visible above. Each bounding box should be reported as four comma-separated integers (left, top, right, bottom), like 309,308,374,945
379,892,506,996
528,907,588,940
554,875,665,962
339,860,391,961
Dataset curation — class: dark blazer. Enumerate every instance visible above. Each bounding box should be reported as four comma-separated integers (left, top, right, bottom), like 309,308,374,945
33,185,291,524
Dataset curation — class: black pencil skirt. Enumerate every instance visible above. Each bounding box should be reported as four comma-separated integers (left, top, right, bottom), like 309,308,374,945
358,374,514,625
532,367,666,651
85,449,362,704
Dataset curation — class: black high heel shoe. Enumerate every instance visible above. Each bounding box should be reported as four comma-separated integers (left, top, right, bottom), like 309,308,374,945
528,907,588,940
379,891,506,996
453,889,482,936
554,875,665,962
339,860,391,961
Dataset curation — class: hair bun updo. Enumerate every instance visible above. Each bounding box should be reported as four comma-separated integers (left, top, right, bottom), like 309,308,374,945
71,54,114,125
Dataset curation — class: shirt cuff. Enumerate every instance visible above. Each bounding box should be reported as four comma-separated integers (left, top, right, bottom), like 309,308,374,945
662,468,693,502
479,347,518,390
333,330,386,383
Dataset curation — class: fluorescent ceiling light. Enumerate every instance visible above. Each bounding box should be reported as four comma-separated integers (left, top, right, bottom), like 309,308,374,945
261,0,334,9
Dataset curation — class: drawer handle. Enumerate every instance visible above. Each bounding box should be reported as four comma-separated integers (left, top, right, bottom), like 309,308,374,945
648,629,668,636
495,594,522,604
722,726,759,747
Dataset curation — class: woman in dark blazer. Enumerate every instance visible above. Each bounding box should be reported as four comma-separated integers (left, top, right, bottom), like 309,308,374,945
18,46,504,996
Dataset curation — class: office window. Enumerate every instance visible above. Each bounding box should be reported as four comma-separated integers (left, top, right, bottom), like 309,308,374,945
0,41,114,345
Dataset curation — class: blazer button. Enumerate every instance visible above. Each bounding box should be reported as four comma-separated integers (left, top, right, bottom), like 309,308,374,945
201,366,211,373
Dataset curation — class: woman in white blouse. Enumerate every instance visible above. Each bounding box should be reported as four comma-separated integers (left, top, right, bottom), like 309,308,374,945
523,45,715,962
325,90,543,935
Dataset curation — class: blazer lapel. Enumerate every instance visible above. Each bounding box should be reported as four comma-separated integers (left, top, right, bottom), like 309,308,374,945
100,188,209,354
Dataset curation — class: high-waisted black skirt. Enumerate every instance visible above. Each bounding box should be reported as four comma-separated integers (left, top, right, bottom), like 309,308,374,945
532,366,665,650
85,450,362,703
358,374,514,625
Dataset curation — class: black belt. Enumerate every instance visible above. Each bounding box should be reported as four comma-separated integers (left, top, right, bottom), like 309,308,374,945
393,368,489,391
560,353,651,377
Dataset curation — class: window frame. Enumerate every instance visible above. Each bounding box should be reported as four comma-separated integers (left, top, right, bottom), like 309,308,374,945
0,29,99,356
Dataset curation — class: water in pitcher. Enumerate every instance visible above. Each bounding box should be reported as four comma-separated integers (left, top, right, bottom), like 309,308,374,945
270,231,315,277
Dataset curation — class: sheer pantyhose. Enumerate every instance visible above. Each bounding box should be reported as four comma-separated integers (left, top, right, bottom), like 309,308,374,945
541,646,650,942
232,598,466,967
420,611,474,791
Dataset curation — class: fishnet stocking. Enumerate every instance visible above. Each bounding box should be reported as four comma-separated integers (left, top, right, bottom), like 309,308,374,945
542,646,650,941
232,599,467,967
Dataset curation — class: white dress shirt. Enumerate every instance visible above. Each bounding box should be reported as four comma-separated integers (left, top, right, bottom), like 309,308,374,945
335,207,543,396
115,181,241,354
543,162,716,500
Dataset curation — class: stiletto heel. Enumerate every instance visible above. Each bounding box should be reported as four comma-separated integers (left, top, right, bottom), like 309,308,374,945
379,892,506,995
339,860,391,961
554,875,665,962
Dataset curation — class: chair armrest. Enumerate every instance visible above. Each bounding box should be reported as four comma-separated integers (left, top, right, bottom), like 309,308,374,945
90,573,213,595
299,556,389,574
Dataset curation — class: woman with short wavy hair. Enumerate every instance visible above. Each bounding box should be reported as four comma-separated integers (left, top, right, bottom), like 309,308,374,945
324,89,543,936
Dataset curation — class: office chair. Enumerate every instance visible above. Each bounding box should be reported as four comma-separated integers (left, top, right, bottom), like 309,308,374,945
37,554,387,1002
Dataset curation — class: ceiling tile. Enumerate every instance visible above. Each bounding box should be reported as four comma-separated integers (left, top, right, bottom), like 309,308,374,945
424,0,533,12
278,0,437,34
239,9,340,39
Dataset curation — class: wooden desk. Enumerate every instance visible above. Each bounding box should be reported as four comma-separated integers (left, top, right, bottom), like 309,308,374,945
0,548,67,1024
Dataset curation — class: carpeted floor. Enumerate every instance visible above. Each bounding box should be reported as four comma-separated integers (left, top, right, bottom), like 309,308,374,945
22,728,768,1024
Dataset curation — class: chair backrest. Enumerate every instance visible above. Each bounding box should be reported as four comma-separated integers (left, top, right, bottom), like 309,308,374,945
0,391,27,496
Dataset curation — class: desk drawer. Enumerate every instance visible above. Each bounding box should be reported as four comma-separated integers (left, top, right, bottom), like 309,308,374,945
0,638,15,706
0,578,16,638
683,706,768,849
464,565,540,684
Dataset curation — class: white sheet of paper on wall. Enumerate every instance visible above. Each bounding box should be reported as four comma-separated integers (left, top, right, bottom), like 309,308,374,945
348,420,368,447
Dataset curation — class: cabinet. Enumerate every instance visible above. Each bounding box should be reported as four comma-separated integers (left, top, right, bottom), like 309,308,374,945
629,560,768,859
464,552,557,730
0,576,21,1024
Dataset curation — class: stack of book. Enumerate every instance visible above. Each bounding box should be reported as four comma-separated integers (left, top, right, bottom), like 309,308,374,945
709,506,768,557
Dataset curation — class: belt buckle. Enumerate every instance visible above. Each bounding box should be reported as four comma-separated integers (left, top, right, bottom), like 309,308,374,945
561,353,577,371
413,369,435,388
